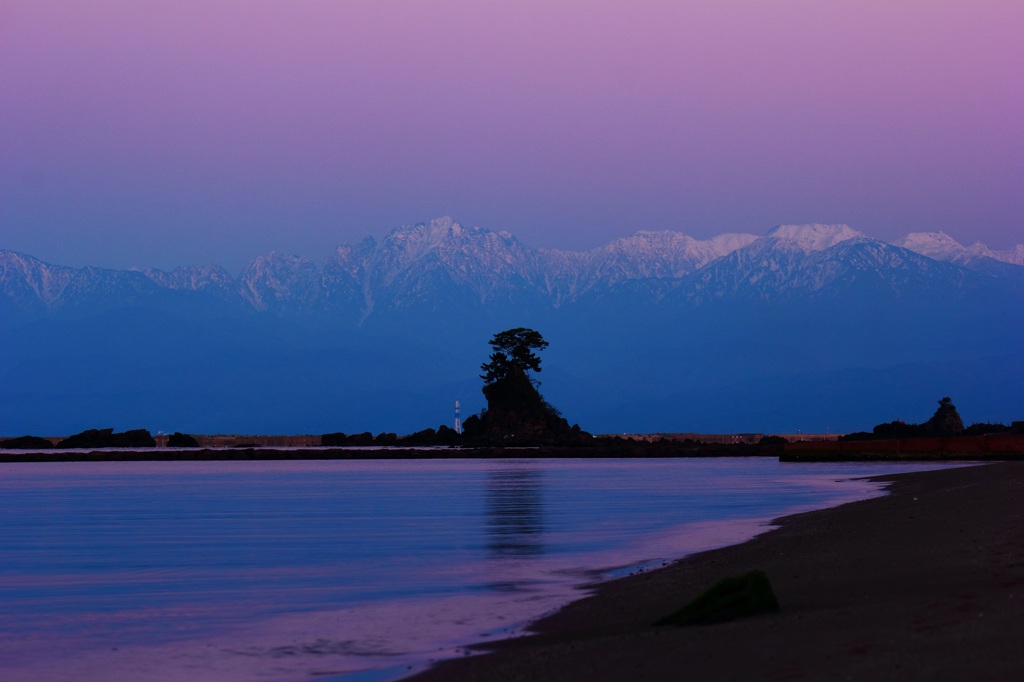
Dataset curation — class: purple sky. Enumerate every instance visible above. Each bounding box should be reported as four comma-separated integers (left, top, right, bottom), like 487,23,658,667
2,0,1021,272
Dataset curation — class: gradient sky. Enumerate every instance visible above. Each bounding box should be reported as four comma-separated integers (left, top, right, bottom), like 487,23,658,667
2,0,1021,272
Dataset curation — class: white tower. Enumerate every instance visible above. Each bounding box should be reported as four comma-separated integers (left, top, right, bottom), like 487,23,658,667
454,400,462,434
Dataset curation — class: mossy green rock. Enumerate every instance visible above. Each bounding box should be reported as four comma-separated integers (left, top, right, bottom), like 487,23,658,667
655,570,780,626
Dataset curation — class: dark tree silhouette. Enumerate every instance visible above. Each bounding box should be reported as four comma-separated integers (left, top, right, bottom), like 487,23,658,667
923,396,964,436
469,328,586,445
480,327,549,386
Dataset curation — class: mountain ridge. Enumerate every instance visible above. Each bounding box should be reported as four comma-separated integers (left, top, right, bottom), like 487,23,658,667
4,218,1020,317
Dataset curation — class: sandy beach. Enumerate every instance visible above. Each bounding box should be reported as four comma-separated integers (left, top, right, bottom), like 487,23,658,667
406,461,1024,681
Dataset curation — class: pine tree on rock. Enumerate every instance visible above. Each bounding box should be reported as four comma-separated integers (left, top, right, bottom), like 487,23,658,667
480,327,549,386
924,396,964,437
470,328,585,445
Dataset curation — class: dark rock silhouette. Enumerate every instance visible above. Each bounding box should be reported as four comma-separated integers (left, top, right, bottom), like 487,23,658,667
923,397,964,437
322,432,351,446
432,425,462,446
468,328,589,445
166,432,199,447
321,431,382,446
0,435,55,449
870,420,920,439
842,397,967,441
57,428,156,448
655,570,781,627
399,425,464,446
375,432,399,446
401,427,438,446
963,422,1011,436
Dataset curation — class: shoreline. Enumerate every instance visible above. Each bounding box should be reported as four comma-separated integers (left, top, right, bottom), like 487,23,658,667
0,445,781,463
4,445,1017,464
404,461,1024,681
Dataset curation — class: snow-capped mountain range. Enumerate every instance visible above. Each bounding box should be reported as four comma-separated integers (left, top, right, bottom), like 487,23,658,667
895,231,1024,267
2,217,1020,316
3,218,1021,437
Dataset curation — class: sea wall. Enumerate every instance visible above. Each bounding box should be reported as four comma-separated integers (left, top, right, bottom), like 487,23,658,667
782,433,1024,461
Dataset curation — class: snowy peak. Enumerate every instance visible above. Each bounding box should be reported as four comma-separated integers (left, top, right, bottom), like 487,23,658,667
707,232,760,257
376,217,520,261
379,216,463,260
374,218,530,279
601,230,757,271
1006,245,1024,266
0,251,77,308
377,218,521,268
896,231,1024,267
766,224,865,252
597,231,704,277
529,229,757,304
894,232,965,260
681,235,973,305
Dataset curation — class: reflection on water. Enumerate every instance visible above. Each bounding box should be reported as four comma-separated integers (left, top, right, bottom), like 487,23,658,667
0,458,969,682
485,464,544,557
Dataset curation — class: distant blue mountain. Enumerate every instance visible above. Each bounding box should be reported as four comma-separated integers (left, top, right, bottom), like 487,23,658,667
2,218,1022,436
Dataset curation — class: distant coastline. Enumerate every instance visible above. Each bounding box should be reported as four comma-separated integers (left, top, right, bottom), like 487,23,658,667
0,431,837,449
0,442,782,463
3,432,1023,463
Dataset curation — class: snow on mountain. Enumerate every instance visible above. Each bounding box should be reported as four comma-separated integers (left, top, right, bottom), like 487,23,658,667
0,251,171,311
41,266,167,313
535,229,757,304
896,231,1024,267
2,220,1018,317
677,235,977,304
238,252,320,312
596,230,757,275
803,238,975,294
1005,245,1024,266
322,238,376,314
766,224,865,252
143,264,236,296
366,217,536,308
894,231,965,260
680,234,813,301
0,251,77,309
707,232,760,257
677,225,870,302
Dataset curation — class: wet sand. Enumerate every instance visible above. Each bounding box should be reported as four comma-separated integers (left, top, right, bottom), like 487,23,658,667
406,462,1024,681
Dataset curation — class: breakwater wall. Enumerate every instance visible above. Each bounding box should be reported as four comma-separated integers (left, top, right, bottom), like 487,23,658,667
782,433,1024,461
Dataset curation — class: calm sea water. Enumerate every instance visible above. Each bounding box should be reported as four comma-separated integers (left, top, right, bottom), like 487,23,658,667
0,456,963,681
